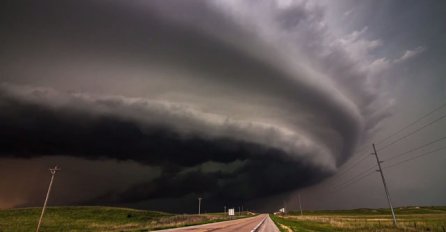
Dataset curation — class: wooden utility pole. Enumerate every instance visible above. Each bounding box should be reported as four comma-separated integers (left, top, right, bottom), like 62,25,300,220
198,197,202,215
36,165,60,232
298,192,303,216
372,144,397,226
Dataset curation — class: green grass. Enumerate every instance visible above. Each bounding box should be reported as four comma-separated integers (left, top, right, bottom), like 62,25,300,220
270,206,446,232
0,206,251,232
271,214,334,232
288,206,446,216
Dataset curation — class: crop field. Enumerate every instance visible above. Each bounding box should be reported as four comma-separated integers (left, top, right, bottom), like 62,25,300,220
270,206,446,232
0,206,249,232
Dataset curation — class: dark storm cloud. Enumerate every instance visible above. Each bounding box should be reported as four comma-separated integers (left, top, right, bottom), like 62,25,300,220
0,0,394,209
0,0,365,164
0,87,329,208
93,158,324,210
0,89,282,167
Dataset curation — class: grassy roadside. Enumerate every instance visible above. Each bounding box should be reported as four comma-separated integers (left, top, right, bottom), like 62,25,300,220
270,206,446,232
271,214,334,232
0,206,253,232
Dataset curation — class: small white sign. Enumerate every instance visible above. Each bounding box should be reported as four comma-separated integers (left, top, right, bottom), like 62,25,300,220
228,208,235,216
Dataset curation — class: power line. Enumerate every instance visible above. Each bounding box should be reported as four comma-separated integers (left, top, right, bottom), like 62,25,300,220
385,135,446,162
326,150,374,188
332,102,446,181
331,138,446,193
333,153,370,180
331,137,446,191
331,169,375,193
324,146,375,187
376,101,446,145
321,153,368,187
330,164,377,193
383,146,446,169
352,144,371,156
334,147,369,173
330,168,376,193
327,102,446,193
377,112,446,152
325,102,446,211
329,146,373,180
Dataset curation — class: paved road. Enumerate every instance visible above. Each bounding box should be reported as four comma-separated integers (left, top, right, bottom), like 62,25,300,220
256,215,281,232
155,214,280,232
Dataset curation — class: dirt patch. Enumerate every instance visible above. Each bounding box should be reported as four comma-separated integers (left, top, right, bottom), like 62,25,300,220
278,222,293,232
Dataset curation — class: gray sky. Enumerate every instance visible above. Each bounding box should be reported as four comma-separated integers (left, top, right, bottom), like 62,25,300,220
292,0,446,210
0,0,445,212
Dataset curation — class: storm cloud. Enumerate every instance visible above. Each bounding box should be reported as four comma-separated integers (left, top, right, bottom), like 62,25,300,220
0,0,399,211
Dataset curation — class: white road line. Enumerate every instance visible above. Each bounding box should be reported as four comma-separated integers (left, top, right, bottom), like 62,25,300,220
154,215,263,231
250,216,267,232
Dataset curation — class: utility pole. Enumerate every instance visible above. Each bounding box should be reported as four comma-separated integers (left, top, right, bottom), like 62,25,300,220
36,165,61,232
198,197,202,215
224,205,226,214
298,192,303,216
372,144,397,226
283,200,286,213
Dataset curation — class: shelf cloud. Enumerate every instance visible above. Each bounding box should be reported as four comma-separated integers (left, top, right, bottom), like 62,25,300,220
0,0,400,210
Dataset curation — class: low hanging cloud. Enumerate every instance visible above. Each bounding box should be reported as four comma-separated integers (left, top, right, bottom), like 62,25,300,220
0,0,413,210
0,85,332,206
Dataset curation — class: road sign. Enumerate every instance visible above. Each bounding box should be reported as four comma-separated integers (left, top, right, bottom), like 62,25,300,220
228,208,235,216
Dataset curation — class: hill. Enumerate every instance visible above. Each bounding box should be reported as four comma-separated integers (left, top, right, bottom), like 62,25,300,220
0,206,247,232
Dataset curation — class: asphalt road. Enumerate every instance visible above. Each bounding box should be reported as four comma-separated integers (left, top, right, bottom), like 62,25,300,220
155,214,280,232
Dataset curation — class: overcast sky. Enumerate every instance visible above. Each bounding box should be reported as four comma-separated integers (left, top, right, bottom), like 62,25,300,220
0,0,445,212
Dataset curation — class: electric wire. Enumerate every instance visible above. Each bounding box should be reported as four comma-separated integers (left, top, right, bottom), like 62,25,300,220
333,153,370,179
326,102,446,192
330,167,377,193
383,146,446,169
377,112,446,152
330,142,446,194
384,135,446,162
330,165,377,193
332,102,446,180
376,101,446,145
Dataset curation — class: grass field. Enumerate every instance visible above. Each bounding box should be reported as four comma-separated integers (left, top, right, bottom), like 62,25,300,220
270,206,446,232
0,206,250,232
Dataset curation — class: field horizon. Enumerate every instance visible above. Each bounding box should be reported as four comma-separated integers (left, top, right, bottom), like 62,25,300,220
1,205,445,231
